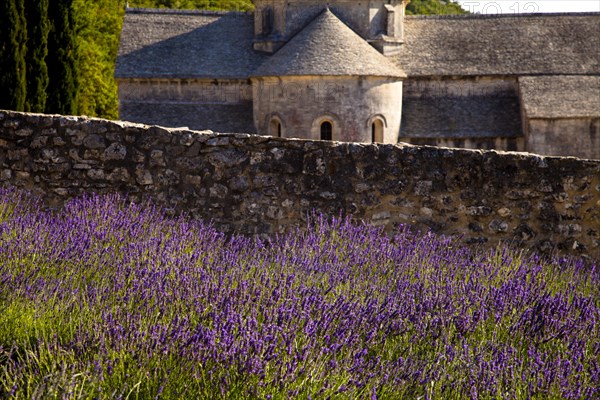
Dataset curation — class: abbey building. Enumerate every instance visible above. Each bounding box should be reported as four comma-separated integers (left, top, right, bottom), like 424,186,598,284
115,1,600,159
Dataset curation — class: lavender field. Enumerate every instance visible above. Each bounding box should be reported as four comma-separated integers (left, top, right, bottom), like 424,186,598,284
0,188,598,399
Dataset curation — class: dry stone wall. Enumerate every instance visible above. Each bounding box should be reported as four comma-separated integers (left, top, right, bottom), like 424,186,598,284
1,110,599,260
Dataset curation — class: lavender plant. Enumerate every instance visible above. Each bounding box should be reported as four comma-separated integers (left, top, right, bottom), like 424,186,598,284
0,188,598,399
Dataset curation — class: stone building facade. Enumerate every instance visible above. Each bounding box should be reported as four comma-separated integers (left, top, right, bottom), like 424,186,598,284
115,2,600,159
251,9,405,143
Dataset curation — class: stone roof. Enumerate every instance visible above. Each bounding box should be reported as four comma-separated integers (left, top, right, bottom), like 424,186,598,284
396,13,600,77
401,93,522,138
119,101,256,133
115,8,267,79
518,76,600,119
116,9,600,79
252,9,406,78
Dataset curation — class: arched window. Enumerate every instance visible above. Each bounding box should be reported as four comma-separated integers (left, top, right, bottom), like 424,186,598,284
372,119,384,143
321,121,332,141
269,118,281,137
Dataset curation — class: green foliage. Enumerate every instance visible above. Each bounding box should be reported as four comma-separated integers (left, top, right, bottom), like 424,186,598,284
46,0,78,115
128,0,253,11
0,0,27,111
73,0,124,120
24,0,50,113
406,0,467,15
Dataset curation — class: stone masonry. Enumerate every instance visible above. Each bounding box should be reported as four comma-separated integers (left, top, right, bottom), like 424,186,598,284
116,8,600,158
1,110,599,260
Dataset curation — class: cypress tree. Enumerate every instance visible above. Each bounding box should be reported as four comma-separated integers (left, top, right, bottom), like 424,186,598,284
24,0,50,112
0,0,28,111
46,0,78,115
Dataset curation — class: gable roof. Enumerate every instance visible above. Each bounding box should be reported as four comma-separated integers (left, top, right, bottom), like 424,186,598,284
120,101,256,133
115,8,267,79
252,9,406,78
396,13,600,77
116,9,600,80
518,75,600,119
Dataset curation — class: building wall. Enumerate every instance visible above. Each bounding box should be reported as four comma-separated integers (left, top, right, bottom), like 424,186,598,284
1,110,599,260
118,78,255,133
252,75,403,144
116,77,599,160
118,78,252,103
526,118,600,160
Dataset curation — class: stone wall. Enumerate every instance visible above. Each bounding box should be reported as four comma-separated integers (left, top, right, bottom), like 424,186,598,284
1,110,599,260
525,118,600,160
252,76,403,143
118,78,255,133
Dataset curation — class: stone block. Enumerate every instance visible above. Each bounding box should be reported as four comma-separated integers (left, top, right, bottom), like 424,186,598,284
103,143,127,161
83,134,106,150
135,167,153,185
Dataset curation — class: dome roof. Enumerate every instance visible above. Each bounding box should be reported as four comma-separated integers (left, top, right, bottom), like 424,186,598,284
252,8,406,78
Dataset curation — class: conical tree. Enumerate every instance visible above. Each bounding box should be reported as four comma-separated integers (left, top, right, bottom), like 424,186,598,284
0,0,28,111
46,0,78,115
24,0,50,112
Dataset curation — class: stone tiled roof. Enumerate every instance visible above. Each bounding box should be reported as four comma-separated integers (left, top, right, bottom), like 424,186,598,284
115,8,267,79
518,76,600,119
401,93,522,138
116,9,600,80
396,13,600,77
119,101,256,133
252,9,406,78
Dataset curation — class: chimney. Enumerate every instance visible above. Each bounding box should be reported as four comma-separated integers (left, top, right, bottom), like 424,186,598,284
370,0,410,56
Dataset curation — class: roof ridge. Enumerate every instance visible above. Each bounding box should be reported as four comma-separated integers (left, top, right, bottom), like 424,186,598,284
406,12,600,20
125,7,248,16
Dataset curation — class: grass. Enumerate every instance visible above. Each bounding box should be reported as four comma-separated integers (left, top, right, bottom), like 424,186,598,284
0,188,598,399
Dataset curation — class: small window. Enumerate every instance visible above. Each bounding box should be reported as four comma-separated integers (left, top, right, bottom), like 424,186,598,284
321,121,332,141
269,118,281,137
372,119,384,143
262,7,273,35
